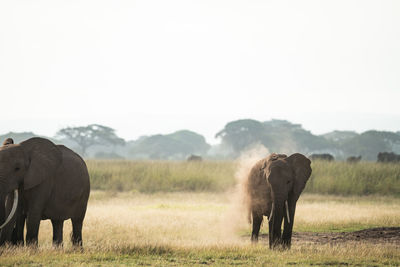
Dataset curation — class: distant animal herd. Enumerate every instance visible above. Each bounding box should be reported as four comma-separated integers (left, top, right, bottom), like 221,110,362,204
0,137,399,251
309,152,400,163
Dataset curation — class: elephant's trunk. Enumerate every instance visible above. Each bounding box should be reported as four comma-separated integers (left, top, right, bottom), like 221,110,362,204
269,201,284,249
0,194,5,225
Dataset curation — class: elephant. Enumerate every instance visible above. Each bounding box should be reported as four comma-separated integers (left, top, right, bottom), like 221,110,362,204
377,152,400,163
309,153,334,161
246,153,312,249
0,137,90,247
2,138,13,146
346,155,361,163
187,154,202,161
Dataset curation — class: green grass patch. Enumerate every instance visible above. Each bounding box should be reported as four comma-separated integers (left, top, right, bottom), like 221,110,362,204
306,161,400,196
87,160,236,193
87,160,400,196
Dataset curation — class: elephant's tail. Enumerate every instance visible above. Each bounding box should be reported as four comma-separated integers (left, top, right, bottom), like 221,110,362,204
247,208,252,224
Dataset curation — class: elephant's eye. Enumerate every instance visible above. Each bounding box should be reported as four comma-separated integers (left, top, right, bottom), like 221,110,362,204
287,180,291,184
15,166,20,172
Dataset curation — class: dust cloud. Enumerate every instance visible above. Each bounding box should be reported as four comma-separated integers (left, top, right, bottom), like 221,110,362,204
220,144,269,240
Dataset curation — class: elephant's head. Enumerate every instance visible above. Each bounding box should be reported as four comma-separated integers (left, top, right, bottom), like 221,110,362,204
265,153,311,248
0,137,62,231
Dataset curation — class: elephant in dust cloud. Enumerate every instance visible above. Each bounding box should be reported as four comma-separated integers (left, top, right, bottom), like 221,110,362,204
0,137,90,247
246,153,312,249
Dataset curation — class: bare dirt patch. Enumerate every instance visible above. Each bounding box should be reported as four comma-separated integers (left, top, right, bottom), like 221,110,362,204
256,227,400,245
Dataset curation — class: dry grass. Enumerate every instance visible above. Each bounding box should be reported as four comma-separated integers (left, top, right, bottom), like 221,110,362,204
2,155,400,265
1,192,399,266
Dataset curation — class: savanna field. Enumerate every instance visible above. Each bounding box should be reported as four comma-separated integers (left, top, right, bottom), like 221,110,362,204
1,160,399,266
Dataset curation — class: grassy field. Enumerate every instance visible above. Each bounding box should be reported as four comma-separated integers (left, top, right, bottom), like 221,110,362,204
307,161,400,196
87,160,400,196
87,160,236,193
1,160,399,265
0,192,399,266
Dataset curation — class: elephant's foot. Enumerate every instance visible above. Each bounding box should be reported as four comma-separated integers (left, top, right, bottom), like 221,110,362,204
282,230,292,249
269,237,284,250
52,240,63,248
282,238,291,250
25,239,39,249
251,234,259,243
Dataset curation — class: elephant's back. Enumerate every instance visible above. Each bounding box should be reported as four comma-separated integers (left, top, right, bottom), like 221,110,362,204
44,146,90,220
247,158,267,186
247,157,277,216
58,145,89,184
59,145,90,192
247,159,269,200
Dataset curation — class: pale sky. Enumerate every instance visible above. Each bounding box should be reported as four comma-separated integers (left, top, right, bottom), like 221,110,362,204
1,0,399,144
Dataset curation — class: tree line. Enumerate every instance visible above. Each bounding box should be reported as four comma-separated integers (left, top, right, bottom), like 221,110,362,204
1,119,400,160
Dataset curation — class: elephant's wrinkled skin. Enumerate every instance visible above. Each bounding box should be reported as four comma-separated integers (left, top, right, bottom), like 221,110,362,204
0,137,90,247
246,153,311,249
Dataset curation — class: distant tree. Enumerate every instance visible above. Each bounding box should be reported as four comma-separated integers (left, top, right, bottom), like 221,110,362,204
0,132,41,144
94,151,124,159
322,131,359,142
56,124,125,156
215,119,267,154
215,119,333,156
129,130,210,160
341,131,400,160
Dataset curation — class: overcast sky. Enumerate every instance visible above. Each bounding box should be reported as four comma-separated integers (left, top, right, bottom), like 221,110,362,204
0,0,399,144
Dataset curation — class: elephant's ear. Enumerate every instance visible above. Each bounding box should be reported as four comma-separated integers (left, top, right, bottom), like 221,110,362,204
286,153,312,200
2,138,14,146
20,138,62,190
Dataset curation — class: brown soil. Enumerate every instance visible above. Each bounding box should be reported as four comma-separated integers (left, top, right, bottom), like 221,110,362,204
255,227,400,245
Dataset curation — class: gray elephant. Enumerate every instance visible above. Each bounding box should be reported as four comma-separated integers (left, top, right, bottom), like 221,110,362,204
347,155,361,163
187,154,202,161
377,152,400,163
0,137,90,247
309,153,334,161
246,153,312,249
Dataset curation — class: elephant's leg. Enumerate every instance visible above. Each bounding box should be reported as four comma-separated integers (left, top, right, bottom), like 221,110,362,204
25,213,41,246
282,199,296,249
24,183,49,246
251,211,263,243
71,217,83,247
268,204,284,249
51,219,64,247
12,212,26,246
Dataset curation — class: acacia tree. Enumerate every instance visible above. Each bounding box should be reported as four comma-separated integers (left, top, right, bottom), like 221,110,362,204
56,124,125,156
215,119,333,156
215,119,267,154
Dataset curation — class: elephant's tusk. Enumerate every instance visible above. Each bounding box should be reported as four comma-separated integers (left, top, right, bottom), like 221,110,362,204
268,203,274,223
285,200,290,224
0,190,18,229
